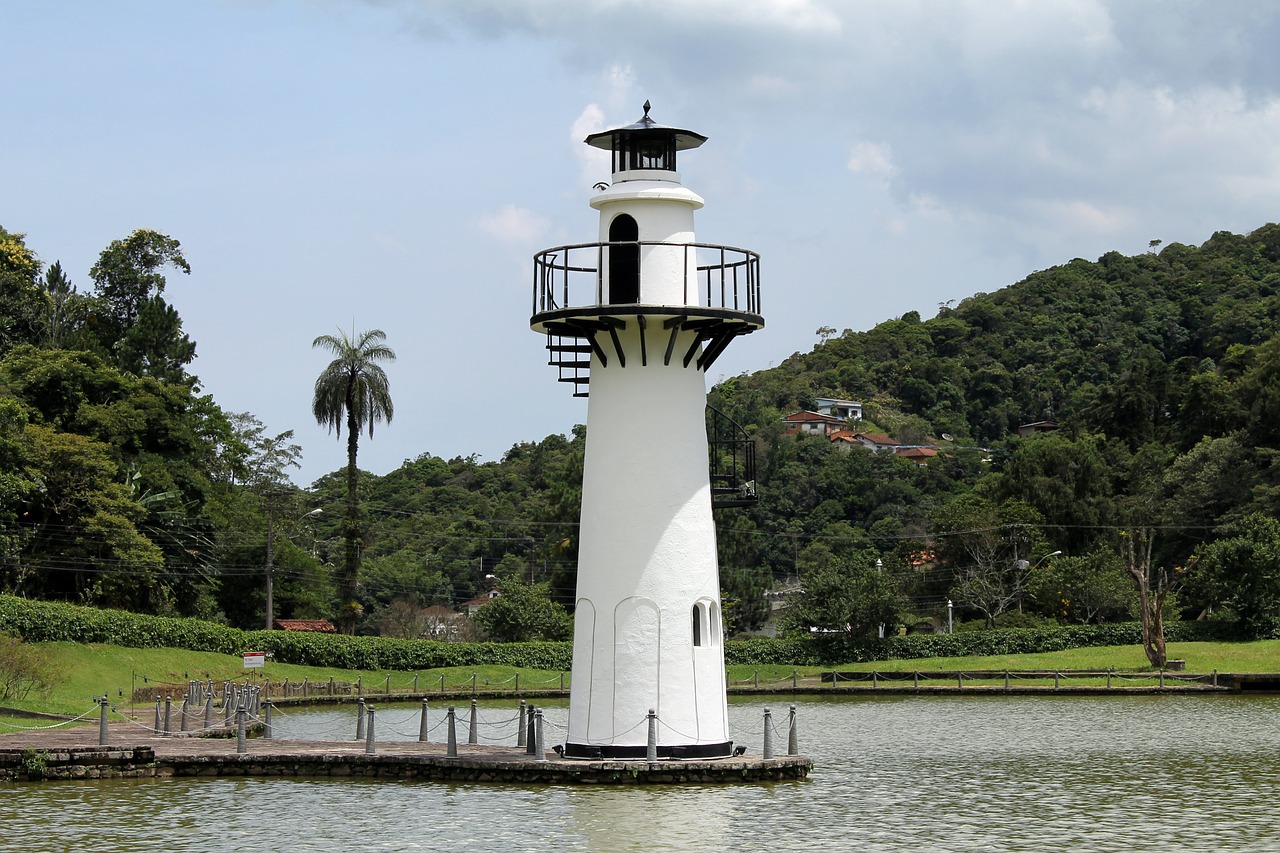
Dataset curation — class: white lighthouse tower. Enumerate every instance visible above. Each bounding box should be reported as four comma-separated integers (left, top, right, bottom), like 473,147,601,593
531,103,763,759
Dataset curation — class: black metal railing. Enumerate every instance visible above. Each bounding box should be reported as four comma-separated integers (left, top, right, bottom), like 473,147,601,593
533,241,761,318
707,405,757,509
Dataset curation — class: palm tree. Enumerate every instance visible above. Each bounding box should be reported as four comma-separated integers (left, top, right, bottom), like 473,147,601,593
312,327,396,633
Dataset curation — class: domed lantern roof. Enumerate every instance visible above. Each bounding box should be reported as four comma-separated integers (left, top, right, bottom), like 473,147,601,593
584,101,707,176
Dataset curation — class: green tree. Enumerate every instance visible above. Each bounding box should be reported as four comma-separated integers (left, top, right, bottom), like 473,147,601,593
312,328,396,633
0,227,48,356
1028,551,1130,624
783,553,900,638
1199,514,1280,638
88,229,194,381
931,494,1048,627
473,577,572,642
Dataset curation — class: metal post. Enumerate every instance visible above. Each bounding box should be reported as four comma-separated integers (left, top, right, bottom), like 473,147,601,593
468,699,479,744
204,691,213,730
831,672,838,689
356,698,366,741
180,698,189,732
1054,671,1060,689
413,674,419,693
236,704,247,755
560,672,565,692
264,700,274,740
419,699,430,742
872,671,878,689
534,709,546,762
99,697,109,746
914,671,919,690
357,676,362,696
517,701,527,748
447,706,458,758
957,672,963,689
762,708,774,760
154,697,162,733
224,687,234,724
526,706,537,755
792,670,798,690
440,674,446,694
471,672,477,695
1107,670,1112,689
753,670,759,689
788,705,798,755
1212,669,1218,688
646,709,657,762
385,675,391,696
365,706,376,755
1159,669,1165,688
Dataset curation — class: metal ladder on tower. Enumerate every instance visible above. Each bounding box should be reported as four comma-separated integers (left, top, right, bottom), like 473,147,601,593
545,332,591,398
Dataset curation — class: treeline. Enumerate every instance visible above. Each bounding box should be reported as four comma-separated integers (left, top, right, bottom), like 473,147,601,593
706,225,1280,639
5,222,1280,642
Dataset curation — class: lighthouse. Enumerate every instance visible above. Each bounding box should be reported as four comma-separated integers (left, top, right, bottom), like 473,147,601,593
531,103,763,759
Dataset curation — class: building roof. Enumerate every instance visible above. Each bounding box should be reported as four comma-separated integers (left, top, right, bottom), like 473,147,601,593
896,447,938,459
273,619,337,633
782,410,845,424
853,432,900,447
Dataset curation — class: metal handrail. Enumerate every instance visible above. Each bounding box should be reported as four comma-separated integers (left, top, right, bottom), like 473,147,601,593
532,241,761,318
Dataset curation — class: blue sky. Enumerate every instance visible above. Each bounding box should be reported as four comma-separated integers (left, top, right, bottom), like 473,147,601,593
7,1,1280,485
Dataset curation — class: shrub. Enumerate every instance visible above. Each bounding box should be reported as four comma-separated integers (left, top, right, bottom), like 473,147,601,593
0,633,52,700
0,594,1247,671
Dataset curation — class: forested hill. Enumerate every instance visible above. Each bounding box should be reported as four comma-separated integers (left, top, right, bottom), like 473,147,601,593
348,223,1280,635
5,222,1280,636
715,224,1280,454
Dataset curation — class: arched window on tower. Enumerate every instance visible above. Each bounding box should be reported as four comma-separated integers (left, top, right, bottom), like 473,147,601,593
608,214,640,304
692,603,703,647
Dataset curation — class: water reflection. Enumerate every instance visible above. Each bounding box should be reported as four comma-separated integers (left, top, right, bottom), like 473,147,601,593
3,694,1279,853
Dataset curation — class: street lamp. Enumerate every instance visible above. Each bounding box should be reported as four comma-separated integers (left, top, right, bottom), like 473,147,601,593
266,507,323,630
947,599,953,634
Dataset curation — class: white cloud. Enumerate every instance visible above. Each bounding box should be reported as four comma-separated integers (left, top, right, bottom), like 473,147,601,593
847,141,898,181
478,204,550,245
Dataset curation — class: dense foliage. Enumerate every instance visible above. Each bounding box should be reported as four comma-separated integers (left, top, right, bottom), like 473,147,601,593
5,219,1280,646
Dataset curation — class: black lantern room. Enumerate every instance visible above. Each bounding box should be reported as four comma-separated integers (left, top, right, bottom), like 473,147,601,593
584,101,707,176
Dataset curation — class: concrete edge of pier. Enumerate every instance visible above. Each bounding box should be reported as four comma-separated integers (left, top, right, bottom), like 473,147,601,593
0,728,812,785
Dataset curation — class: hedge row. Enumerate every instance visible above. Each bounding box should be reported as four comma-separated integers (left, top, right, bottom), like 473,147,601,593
0,595,1247,671
818,620,1243,664
0,595,572,671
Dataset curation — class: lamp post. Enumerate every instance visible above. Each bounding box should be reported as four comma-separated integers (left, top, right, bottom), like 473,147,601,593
947,599,953,634
266,507,323,630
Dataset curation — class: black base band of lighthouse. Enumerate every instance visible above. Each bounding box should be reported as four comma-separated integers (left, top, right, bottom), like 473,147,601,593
564,741,735,761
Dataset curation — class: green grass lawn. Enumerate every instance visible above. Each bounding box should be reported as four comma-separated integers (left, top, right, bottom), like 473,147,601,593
0,642,569,724
4,639,1279,727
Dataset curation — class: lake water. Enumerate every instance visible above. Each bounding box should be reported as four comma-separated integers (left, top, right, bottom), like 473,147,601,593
3,694,1279,852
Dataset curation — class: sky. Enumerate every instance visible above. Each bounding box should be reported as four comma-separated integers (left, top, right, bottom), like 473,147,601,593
6,1,1280,486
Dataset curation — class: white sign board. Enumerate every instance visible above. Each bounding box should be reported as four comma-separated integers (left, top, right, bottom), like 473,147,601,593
243,651,266,669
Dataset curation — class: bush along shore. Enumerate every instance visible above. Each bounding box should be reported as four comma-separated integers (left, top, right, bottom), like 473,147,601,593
0,594,1248,671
